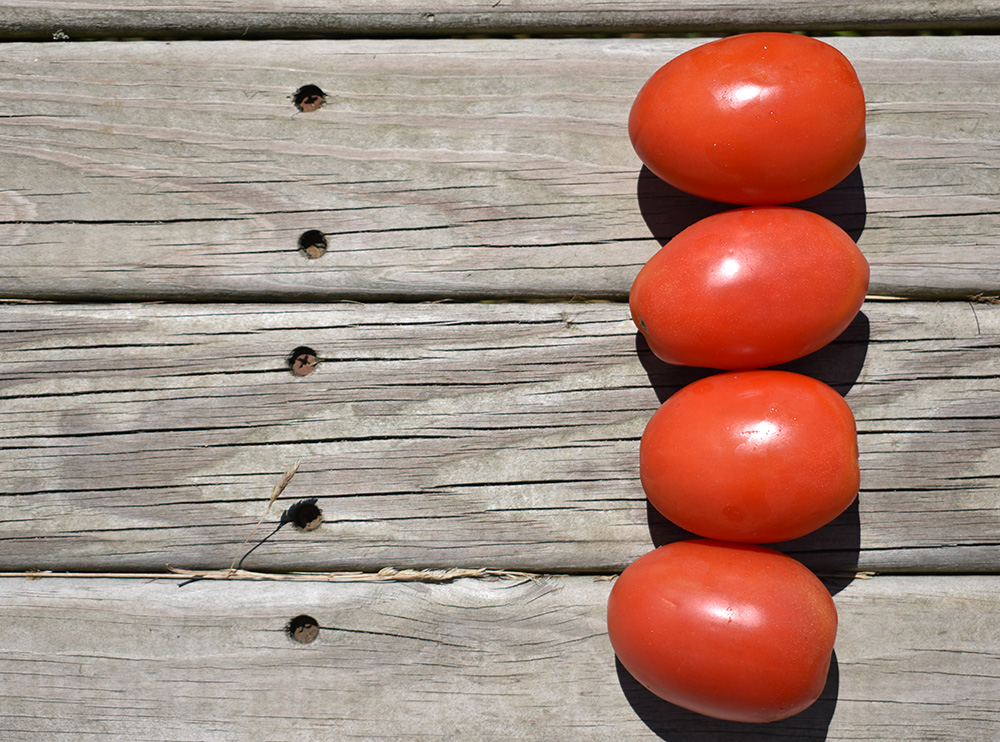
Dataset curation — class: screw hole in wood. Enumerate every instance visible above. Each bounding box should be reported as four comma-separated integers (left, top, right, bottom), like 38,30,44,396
298,230,328,259
282,498,323,532
288,346,319,377
293,85,326,112
287,615,320,644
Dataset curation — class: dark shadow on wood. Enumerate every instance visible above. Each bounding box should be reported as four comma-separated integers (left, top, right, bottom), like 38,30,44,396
224,499,325,573
236,522,286,569
645,500,700,550
776,311,870,398
236,498,325,568
635,310,869,404
793,167,867,242
636,167,730,245
616,651,840,741
645,498,862,597
635,332,718,405
637,165,867,245
778,499,862,587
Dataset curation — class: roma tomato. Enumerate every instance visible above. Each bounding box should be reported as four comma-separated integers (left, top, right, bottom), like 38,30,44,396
629,32,866,205
640,370,859,543
630,206,869,370
607,539,837,723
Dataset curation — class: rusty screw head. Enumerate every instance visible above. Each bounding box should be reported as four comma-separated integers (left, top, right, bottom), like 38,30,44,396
288,346,318,377
293,85,326,112
298,230,328,259
287,614,320,644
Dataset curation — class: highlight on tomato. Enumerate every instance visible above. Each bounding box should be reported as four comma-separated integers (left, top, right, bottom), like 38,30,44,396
640,370,860,543
607,539,838,723
629,206,869,371
629,32,866,205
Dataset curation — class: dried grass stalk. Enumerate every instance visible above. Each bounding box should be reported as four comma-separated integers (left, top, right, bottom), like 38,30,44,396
167,566,539,583
228,460,300,573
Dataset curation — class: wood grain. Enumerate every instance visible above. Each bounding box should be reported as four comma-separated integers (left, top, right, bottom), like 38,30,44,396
1,36,998,301
2,300,997,574
2,7,996,739
1,0,999,40
1,573,997,741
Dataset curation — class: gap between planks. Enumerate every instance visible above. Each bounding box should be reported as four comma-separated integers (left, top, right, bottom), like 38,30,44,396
2,0,1000,40
0,567,554,583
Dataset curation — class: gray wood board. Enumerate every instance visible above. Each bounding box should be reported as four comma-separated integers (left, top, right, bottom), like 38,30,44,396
1,573,997,741
1,0,999,39
1,37,998,301
2,300,997,574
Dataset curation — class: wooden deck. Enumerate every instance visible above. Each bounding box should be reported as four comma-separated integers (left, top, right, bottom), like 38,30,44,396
1,3,999,740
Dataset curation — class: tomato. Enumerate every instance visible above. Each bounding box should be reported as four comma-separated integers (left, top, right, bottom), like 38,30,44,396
607,539,837,722
630,206,869,370
640,370,859,543
629,32,866,205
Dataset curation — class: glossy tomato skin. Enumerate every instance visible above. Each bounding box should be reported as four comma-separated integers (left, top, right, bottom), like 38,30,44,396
607,539,837,723
640,370,859,543
629,32,866,205
630,206,869,370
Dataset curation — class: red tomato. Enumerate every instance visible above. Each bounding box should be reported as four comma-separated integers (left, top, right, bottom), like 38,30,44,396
629,32,866,205
630,206,869,370
607,539,837,723
640,370,859,543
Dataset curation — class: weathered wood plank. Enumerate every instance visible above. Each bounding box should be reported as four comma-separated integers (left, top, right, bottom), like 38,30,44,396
2,300,997,573
1,37,998,301
1,0,999,40
0,574,997,740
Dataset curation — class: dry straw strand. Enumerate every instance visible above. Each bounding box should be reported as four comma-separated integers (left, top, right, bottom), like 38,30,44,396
166,566,539,583
228,460,301,574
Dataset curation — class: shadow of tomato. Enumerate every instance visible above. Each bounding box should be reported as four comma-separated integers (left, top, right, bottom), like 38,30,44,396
635,310,870,404
637,165,867,246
